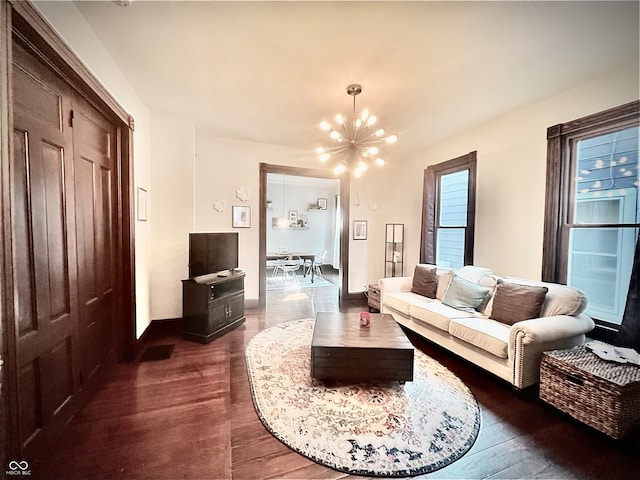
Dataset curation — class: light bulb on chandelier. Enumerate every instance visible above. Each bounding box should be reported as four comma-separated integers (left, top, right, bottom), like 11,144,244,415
316,84,398,177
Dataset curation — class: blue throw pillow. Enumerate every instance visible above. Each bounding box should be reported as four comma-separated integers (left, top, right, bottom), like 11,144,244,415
442,274,491,313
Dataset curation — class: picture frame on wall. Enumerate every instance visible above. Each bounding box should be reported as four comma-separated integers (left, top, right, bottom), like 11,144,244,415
289,210,298,227
232,205,251,228
317,197,327,210
353,220,367,240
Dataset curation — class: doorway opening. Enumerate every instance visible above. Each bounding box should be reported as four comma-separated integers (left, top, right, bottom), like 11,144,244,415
265,173,340,310
259,163,351,308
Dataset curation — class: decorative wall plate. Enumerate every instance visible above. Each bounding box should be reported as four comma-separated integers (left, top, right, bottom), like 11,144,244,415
213,200,227,212
236,186,251,202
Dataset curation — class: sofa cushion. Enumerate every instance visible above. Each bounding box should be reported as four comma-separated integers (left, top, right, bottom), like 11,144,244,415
496,277,587,317
456,265,494,283
449,318,510,359
489,280,548,325
436,269,453,300
410,301,476,332
442,274,492,313
541,283,588,317
477,274,499,314
411,265,438,298
384,292,433,316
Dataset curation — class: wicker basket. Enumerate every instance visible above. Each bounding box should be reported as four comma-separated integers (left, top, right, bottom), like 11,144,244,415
366,283,381,312
540,346,640,439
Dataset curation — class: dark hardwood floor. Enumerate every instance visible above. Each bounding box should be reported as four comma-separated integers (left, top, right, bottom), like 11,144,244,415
29,272,639,479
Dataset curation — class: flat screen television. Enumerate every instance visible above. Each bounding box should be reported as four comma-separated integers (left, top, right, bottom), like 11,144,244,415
188,232,239,278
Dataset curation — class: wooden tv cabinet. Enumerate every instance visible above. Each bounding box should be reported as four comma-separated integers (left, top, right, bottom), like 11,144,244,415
182,271,246,343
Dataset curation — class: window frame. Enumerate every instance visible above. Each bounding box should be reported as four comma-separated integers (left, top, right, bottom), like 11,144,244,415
543,100,640,339
420,151,477,266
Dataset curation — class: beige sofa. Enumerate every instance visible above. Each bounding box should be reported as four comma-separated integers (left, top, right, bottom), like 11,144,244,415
380,265,595,389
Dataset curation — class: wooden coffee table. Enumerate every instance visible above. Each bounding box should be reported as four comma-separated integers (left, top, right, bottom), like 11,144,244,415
311,312,415,382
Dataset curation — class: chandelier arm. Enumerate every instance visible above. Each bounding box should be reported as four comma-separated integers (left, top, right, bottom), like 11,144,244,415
353,123,365,143
322,144,351,154
355,130,383,145
338,121,352,141
321,147,351,162
357,135,388,145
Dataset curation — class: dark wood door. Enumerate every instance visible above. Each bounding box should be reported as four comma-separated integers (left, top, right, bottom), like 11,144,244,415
11,39,118,455
12,40,82,454
72,95,118,383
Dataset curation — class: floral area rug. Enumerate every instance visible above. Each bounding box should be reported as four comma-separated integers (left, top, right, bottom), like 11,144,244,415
245,318,481,477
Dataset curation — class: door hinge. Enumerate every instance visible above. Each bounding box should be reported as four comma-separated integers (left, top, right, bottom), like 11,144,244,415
70,110,75,127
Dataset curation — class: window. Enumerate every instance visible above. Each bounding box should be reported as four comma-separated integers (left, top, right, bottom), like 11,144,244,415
544,101,639,336
421,151,477,268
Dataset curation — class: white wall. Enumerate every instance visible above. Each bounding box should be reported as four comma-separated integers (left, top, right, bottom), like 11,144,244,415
149,108,196,320
266,179,338,260
347,171,412,292
357,62,640,284
194,136,318,300
34,1,153,338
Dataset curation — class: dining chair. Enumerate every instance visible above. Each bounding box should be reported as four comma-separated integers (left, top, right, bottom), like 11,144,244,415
305,250,327,279
281,255,302,285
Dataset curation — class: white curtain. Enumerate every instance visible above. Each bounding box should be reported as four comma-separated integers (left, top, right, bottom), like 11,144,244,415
332,194,341,268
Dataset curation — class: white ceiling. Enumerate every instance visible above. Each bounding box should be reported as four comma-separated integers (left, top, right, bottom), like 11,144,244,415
73,1,639,159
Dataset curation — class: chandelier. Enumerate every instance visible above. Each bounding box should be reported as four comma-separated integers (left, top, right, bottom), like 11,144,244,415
315,84,397,177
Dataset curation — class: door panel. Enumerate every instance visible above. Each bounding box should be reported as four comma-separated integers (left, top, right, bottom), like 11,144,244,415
11,128,37,337
41,140,71,321
13,64,63,130
17,360,40,448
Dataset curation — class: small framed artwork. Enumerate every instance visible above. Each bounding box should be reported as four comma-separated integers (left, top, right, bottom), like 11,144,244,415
317,197,328,210
137,187,148,221
353,220,367,240
288,210,298,227
232,205,251,228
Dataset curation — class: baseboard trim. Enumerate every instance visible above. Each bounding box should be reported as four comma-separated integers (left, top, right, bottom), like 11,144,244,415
245,298,260,309
137,305,263,349
340,292,368,308
136,318,182,354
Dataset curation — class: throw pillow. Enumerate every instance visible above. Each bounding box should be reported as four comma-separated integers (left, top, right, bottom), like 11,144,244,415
411,265,438,299
489,280,549,325
441,274,491,313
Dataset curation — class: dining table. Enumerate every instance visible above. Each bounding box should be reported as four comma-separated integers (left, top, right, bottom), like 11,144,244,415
266,253,316,282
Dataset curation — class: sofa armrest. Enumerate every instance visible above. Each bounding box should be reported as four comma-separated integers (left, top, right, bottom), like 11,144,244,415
379,276,413,308
509,313,595,346
509,313,595,388
379,276,413,294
